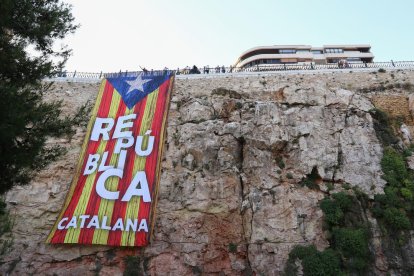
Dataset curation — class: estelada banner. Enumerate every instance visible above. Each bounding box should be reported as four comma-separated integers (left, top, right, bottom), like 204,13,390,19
47,71,174,246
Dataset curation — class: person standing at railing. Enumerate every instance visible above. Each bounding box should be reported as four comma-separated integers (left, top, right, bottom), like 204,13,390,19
189,65,200,74
221,66,225,73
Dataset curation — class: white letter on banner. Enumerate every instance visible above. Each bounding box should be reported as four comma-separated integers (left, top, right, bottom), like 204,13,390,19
113,114,137,139
91,118,114,141
84,153,100,175
114,137,134,154
101,216,112,230
116,150,127,171
86,215,100,229
138,219,148,232
98,151,114,172
65,216,77,229
121,171,151,202
79,215,90,228
125,219,138,232
112,218,124,231
96,169,122,200
135,130,154,156
58,218,68,230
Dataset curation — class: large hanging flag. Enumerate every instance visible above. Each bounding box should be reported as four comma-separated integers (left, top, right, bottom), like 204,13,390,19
47,71,174,246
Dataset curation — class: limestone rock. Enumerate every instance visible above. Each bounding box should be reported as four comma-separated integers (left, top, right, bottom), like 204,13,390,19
3,70,414,275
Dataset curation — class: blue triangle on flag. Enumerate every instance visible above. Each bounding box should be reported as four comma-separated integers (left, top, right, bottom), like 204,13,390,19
107,72,170,109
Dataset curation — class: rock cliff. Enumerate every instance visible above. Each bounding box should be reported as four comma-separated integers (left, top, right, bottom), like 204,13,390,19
2,69,414,275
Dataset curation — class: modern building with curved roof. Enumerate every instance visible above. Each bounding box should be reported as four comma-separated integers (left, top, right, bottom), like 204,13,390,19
234,44,374,68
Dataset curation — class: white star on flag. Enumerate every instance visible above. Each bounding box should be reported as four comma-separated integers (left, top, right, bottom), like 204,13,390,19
125,74,151,94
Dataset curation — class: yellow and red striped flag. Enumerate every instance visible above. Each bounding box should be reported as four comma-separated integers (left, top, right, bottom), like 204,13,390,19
47,71,174,246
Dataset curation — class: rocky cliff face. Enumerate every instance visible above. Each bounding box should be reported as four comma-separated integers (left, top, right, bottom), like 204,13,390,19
2,69,414,275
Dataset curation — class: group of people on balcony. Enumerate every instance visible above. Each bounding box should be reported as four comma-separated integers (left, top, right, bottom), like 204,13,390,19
337,59,350,68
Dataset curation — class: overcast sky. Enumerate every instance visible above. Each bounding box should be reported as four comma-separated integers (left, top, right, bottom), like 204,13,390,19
62,0,414,72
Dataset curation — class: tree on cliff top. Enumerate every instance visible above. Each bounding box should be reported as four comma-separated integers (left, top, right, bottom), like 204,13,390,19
0,0,79,194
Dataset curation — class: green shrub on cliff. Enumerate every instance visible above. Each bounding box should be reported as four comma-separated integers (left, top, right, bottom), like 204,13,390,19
369,109,399,147
368,108,414,233
383,207,411,230
320,192,353,227
332,228,370,271
285,192,371,275
320,198,344,226
373,147,414,231
321,193,371,273
284,245,342,276
381,147,409,188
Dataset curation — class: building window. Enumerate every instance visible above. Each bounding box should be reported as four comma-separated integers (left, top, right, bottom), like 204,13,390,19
280,49,296,54
312,50,323,54
325,48,344,54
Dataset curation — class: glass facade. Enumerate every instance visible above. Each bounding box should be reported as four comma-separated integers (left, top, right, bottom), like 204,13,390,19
279,49,296,54
246,59,282,67
325,48,344,54
268,59,281,64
